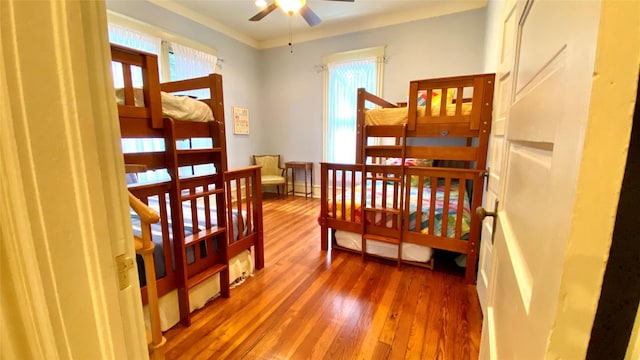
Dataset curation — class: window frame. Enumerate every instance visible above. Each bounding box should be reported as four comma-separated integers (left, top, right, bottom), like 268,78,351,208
107,10,217,82
322,46,385,163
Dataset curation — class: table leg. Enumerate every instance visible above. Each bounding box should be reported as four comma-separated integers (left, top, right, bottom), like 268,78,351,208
304,166,308,199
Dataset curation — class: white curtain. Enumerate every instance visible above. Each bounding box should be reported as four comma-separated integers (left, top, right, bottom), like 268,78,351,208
170,42,217,100
108,23,161,88
108,24,166,183
171,42,218,177
326,57,378,164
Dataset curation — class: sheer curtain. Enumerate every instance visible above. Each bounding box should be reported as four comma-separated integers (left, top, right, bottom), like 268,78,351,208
170,42,218,177
108,24,167,183
170,42,217,99
325,57,379,164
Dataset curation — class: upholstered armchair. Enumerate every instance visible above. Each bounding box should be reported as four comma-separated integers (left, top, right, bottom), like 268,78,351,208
253,155,286,196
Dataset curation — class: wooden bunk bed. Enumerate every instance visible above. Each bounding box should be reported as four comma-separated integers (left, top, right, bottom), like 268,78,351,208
319,73,494,283
111,44,264,328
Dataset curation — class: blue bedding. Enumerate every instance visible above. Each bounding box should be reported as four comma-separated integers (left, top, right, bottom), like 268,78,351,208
130,195,247,287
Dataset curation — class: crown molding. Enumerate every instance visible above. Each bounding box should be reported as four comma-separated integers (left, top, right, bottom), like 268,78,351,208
259,1,487,49
146,0,260,49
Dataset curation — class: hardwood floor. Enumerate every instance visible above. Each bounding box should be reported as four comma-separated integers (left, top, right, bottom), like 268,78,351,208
163,195,482,359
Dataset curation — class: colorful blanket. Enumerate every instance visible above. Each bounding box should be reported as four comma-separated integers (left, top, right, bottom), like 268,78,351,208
327,180,471,239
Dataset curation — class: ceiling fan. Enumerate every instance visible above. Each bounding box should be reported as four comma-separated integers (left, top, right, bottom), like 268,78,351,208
250,0,355,27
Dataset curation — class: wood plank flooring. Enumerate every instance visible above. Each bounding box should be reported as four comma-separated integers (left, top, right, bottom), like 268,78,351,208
163,195,482,359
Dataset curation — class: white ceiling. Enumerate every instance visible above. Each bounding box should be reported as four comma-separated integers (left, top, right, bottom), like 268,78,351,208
146,0,487,49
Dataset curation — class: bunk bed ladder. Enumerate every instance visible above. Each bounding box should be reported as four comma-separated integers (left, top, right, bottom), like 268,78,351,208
164,118,230,326
361,124,407,267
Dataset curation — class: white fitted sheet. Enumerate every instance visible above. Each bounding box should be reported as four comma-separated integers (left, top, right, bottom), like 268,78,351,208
334,230,433,263
142,249,254,331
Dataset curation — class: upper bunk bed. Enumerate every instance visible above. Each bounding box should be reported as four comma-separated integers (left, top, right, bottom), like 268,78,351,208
111,44,264,328
320,73,495,284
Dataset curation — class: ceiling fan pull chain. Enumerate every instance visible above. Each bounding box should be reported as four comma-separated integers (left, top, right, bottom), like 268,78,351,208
289,18,293,54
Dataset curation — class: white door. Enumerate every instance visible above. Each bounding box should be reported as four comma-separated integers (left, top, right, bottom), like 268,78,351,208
479,0,603,358
476,0,518,315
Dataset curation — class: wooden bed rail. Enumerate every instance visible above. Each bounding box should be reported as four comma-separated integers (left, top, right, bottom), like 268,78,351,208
319,162,485,283
128,192,166,360
320,162,364,249
408,74,494,132
110,44,163,129
224,165,264,269
356,89,399,162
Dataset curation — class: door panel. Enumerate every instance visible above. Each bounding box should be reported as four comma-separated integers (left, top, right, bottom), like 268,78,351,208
480,0,602,358
510,49,566,143
476,0,517,314
502,144,552,303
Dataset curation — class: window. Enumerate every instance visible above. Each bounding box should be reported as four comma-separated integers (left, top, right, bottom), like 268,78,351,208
323,47,384,164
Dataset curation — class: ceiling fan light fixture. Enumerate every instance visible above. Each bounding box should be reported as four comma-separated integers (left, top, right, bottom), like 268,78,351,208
255,0,267,8
275,0,306,15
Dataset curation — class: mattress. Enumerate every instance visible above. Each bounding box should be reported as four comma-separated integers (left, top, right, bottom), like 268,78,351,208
364,103,473,126
334,230,433,263
115,87,213,122
364,88,473,126
142,249,254,331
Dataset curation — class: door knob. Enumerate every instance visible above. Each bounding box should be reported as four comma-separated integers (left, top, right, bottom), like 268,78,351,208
476,199,499,245
476,206,496,220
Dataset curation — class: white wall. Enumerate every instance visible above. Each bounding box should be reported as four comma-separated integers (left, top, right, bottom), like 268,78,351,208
482,0,505,73
106,0,263,169
259,9,488,184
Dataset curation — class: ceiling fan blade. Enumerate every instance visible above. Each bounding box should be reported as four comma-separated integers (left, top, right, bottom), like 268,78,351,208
300,5,322,27
249,2,278,21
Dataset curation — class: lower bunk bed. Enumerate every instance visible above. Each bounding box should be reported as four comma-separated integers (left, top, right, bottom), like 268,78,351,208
129,167,263,331
319,73,494,283
320,163,481,271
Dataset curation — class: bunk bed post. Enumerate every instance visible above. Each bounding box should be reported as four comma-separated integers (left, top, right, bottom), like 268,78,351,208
465,74,494,284
142,53,163,129
356,88,366,163
320,162,329,250
253,167,265,269
407,81,419,131
209,73,228,171
475,74,495,171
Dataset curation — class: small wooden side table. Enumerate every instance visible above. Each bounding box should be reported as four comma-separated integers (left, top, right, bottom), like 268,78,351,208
285,161,313,199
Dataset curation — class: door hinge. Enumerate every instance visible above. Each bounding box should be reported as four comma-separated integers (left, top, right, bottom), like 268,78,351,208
483,167,490,191
116,254,134,290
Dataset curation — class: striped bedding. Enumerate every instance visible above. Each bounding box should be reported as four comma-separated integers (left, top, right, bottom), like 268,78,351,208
130,194,247,286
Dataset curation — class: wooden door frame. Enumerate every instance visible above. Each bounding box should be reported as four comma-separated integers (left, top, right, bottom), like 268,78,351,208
586,74,640,360
1,0,147,358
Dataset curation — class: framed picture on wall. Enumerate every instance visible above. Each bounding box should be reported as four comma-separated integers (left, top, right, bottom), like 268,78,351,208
233,106,249,135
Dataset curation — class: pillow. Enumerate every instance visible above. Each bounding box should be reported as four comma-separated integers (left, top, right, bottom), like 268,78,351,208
385,158,433,167
417,89,459,116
